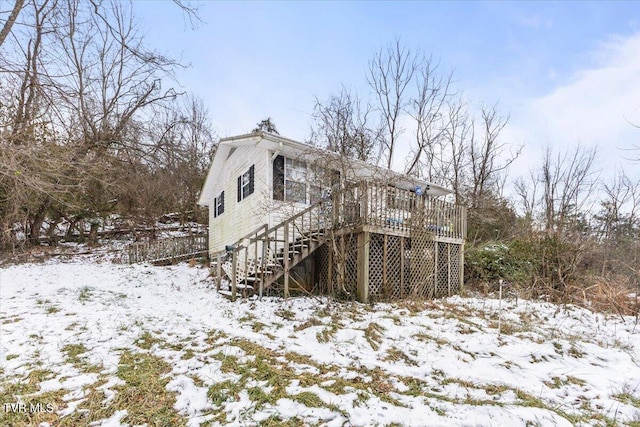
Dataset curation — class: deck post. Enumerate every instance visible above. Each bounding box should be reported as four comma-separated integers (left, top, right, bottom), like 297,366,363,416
357,231,370,303
400,236,405,295
284,222,290,298
231,250,237,302
327,241,333,294
361,182,369,224
460,243,465,293
383,234,388,297
216,252,222,291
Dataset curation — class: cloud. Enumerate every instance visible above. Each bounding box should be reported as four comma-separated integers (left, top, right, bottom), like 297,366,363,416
505,32,640,178
515,14,553,30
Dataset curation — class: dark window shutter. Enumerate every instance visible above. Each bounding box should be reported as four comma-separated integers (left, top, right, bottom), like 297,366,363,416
220,191,225,214
237,175,242,201
248,165,255,196
273,155,284,201
213,196,218,218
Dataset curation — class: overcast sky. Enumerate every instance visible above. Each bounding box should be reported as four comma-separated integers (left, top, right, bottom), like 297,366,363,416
134,1,640,183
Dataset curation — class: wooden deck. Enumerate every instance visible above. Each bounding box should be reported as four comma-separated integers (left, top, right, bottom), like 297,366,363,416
213,181,466,302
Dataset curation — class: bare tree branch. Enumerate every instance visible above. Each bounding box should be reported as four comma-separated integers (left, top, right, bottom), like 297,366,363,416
0,0,24,49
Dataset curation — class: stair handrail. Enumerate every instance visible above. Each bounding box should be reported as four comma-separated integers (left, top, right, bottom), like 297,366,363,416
248,182,363,244
211,223,268,260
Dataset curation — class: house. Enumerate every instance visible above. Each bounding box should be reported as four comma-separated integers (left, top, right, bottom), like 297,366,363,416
198,131,466,302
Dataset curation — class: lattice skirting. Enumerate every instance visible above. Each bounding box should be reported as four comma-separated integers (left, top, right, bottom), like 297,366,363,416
314,235,358,299
314,232,463,301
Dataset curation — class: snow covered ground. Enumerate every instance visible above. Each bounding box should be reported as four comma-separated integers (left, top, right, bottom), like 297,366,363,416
1,254,639,426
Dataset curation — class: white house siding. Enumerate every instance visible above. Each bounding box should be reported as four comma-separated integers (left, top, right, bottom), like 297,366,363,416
208,145,271,254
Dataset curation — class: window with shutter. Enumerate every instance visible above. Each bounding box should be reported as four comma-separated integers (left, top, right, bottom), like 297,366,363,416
238,165,255,202
273,155,285,201
214,191,225,217
273,155,336,205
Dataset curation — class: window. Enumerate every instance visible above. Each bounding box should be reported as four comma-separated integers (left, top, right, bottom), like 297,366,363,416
213,191,225,217
237,165,255,202
272,155,337,205
285,158,307,203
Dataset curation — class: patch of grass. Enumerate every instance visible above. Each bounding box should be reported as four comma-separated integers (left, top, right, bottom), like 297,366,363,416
316,324,338,343
484,384,510,395
260,415,305,426
113,350,186,426
208,379,243,406
293,317,323,331
181,348,195,360
515,389,545,408
251,321,267,332
238,313,256,323
291,391,324,407
457,325,477,334
397,300,427,314
568,344,585,358
614,392,640,408
5,354,19,361
62,343,89,367
211,352,241,373
78,286,92,302
1,316,22,324
134,331,162,350
284,352,335,375
413,331,449,346
313,307,332,318
0,368,66,426
64,321,80,331
529,353,549,363
430,405,447,416
383,347,418,366
247,386,275,408
545,375,586,389
364,322,385,351
275,308,296,320
384,314,402,325
46,306,60,314
441,376,476,389
204,329,228,346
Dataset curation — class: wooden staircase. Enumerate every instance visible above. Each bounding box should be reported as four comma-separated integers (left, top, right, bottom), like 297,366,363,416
215,194,336,301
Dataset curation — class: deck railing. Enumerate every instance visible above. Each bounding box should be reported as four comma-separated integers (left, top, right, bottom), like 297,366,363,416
333,181,466,241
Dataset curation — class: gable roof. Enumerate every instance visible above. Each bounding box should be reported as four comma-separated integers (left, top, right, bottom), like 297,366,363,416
198,132,452,206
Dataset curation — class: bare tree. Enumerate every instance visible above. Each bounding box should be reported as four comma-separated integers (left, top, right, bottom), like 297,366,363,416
367,37,417,169
0,0,24,49
468,104,519,209
441,97,471,204
0,0,205,249
539,145,598,234
310,86,383,162
405,56,454,181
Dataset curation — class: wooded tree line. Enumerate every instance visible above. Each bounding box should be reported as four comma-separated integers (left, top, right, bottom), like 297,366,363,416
0,0,215,250
310,39,639,311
